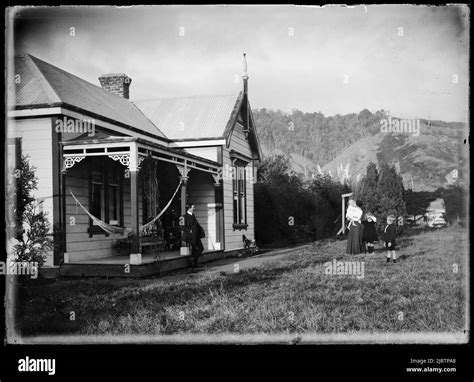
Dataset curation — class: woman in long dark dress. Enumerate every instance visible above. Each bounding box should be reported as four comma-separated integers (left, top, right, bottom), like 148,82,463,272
346,199,363,255
362,212,378,253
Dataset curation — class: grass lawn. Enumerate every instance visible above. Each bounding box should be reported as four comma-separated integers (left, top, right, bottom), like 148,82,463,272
14,225,468,339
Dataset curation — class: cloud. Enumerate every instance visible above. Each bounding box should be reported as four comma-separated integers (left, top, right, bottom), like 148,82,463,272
10,5,469,122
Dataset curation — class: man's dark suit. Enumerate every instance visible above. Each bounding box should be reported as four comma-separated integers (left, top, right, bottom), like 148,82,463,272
181,212,204,267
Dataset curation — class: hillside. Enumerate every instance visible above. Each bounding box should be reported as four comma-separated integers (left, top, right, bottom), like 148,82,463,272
253,108,468,192
267,148,320,177
253,108,384,171
322,120,468,191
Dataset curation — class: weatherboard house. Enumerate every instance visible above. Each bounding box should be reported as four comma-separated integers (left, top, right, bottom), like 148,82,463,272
7,53,261,277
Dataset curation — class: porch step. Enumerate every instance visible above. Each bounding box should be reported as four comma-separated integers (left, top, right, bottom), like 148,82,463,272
57,250,226,278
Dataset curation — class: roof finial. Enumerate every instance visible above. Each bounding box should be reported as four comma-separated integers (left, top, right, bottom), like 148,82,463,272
243,53,248,77
242,53,248,94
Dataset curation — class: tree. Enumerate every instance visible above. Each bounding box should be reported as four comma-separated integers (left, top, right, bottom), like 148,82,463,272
375,163,406,231
309,174,350,239
404,189,440,221
257,154,293,185
354,162,379,213
12,155,53,267
14,155,37,242
440,185,466,225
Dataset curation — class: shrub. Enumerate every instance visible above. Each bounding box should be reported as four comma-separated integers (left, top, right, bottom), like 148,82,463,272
440,185,466,224
255,155,348,246
11,155,53,267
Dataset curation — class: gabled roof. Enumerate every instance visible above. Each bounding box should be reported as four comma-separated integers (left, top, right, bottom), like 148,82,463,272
11,54,262,160
12,54,166,139
134,93,243,141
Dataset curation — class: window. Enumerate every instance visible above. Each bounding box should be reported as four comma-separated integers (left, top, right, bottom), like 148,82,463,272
108,166,121,225
233,163,247,229
91,168,104,221
88,158,123,236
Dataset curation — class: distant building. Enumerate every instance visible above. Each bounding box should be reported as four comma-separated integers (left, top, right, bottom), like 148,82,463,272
425,198,446,227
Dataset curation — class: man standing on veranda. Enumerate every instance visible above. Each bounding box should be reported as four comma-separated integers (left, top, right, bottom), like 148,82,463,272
181,203,205,268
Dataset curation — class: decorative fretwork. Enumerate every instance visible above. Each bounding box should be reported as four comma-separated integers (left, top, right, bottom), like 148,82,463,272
108,154,130,167
176,164,191,179
63,156,85,172
212,172,221,186
138,155,146,168
108,154,146,170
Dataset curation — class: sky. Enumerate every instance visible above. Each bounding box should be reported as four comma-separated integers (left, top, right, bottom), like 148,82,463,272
8,5,470,122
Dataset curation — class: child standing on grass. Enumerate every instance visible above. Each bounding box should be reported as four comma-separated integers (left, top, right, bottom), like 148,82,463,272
362,212,377,253
383,215,397,263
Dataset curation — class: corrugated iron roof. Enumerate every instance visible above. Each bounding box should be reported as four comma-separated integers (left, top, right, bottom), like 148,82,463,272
135,93,242,140
12,54,60,106
12,54,166,139
11,54,259,151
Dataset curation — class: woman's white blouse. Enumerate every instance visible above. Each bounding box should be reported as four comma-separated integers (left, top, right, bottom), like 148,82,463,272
346,205,363,222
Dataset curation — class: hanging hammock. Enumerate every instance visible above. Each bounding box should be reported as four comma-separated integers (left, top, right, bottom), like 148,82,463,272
139,180,182,236
68,180,182,237
68,189,128,236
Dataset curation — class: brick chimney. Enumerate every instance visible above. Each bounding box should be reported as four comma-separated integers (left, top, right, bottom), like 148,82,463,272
98,73,132,99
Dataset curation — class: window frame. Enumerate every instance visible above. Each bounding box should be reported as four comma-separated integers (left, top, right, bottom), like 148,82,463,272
88,158,124,237
231,156,249,230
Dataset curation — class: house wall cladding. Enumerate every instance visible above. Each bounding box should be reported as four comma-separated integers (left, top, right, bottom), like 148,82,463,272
222,117,255,251
64,158,140,262
186,169,217,252
8,117,55,265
